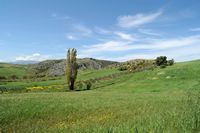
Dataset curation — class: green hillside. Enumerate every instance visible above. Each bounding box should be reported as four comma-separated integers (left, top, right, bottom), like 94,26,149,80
0,68,121,90
0,63,28,78
0,60,200,132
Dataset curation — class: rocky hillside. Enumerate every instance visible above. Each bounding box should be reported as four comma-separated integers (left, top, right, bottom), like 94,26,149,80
28,58,118,77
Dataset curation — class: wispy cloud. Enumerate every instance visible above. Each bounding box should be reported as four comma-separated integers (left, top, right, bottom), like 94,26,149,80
7,32,12,37
65,24,93,40
178,9,195,19
15,53,51,61
94,27,112,35
109,44,200,62
151,35,200,50
56,9,199,62
65,34,77,40
80,35,200,60
51,13,71,20
114,32,136,41
117,10,163,28
73,24,93,36
82,41,131,53
190,27,200,32
51,13,57,17
138,29,162,36
161,9,195,23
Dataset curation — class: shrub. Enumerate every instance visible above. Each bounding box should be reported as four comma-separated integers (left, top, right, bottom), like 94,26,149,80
118,66,128,71
117,59,156,72
22,75,28,79
76,82,83,91
0,76,7,80
76,80,92,91
10,75,19,80
168,59,175,66
156,56,167,66
85,81,92,90
0,86,7,93
160,64,167,69
38,74,46,78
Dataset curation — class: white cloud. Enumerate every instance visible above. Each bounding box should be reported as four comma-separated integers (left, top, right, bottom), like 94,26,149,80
147,35,200,50
7,32,12,37
104,54,156,62
190,28,200,32
179,9,195,19
51,13,71,20
51,13,57,17
94,27,112,34
80,35,200,61
117,10,163,28
109,44,200,62
66,34,77,40
83,41,131,53
114,32,136,41
73,24,93,36
77,54,91,58
66,24,93,40
62,16,71,20
138,29,162,36
15,53,50,61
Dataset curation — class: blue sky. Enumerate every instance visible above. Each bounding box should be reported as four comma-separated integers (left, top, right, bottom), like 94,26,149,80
0,0,200,62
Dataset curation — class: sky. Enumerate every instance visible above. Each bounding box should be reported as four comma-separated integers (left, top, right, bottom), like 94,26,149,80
0,0,200,62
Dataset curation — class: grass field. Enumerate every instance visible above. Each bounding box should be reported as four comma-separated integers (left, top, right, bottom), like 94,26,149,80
1,60,200,132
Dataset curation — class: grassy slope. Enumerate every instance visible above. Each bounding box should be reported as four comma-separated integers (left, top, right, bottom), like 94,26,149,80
0,68,121,88
1,60,200,132
0,63,28,78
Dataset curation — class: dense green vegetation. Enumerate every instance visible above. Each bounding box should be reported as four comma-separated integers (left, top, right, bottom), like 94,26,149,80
1,60,200,132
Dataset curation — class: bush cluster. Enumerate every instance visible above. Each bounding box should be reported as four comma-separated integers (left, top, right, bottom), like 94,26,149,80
0,86,8,93
117,59,156,72
168,59,174,66
0,85,26,93
75,80,92,91
10,75,19,80
0,76,7,81
155,56,175,68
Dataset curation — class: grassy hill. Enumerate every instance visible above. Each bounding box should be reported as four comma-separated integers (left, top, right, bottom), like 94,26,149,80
0,63,28,78
0,60,200,132
0,68,122,90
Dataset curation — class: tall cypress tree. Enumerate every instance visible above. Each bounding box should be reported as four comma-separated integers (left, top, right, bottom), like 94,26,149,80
66,48,78,90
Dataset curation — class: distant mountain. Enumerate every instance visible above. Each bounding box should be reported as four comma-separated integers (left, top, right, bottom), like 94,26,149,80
28,58,118,77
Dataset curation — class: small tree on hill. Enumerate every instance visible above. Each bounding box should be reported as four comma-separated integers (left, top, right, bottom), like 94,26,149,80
10,75,19,80
168,59,175,66
0,76,6,80
156,56,167,66
66,48,78,90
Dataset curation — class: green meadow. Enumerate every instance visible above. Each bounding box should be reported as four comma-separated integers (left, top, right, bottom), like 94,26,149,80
1,60,200,132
